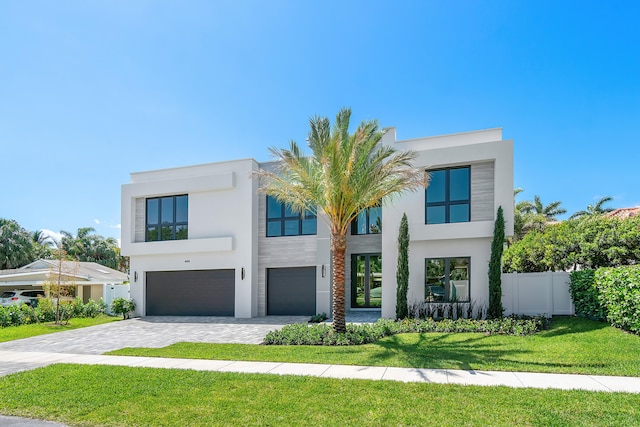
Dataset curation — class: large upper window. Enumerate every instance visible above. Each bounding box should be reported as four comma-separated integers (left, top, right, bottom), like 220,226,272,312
425,257,470,302
425,166,470,224
146,195,188,242
266,196,316,237
351,205,382,235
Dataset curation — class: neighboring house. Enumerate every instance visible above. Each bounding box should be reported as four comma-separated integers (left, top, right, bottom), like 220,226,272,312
605,207,640,219
121,127,514,318
0,259,129,302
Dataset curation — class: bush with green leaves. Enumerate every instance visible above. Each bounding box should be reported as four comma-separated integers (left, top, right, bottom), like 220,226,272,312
81,298,107,318
569,270,605,320
0,297,106,328
32,298,56,323
503,215,640,273
263,316,548,345
0,304,32,327
596,265,640,334
111,297,136,319
309,312,328,323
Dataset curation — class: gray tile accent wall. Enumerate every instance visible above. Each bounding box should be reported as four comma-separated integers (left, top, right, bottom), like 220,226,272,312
134,198,145,243
257,194,317,316
471,161,495,221
345,233,382,308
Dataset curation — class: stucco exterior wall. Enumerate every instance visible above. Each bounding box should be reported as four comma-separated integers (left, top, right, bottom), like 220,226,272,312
121,158,259,317
380,128,514,318
122,127,514,320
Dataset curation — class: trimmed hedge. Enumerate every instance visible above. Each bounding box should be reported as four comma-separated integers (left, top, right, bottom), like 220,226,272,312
263,316,549,346
596,265,640,334
569,270,605,320
569,266,640,334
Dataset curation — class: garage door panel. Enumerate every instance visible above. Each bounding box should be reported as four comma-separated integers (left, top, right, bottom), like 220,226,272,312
267,267,316,315
146,270,234,316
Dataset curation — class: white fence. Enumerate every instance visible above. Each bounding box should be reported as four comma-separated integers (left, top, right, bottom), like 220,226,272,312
501,272,574,317
103,284,131,315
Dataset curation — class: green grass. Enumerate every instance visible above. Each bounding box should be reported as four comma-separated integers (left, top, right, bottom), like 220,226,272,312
109,317,640,376
0,316,119,342
0,364,639,427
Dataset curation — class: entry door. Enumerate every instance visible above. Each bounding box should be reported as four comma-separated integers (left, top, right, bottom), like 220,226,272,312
351,254,382,308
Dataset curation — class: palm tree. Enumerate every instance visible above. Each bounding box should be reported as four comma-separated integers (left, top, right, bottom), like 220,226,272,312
570,196,614,219
520,195,566,221
255,108,424,333
31,230,55,259
512,188,527,241
61,227,96,259
60,227,120,269
32,230,54,246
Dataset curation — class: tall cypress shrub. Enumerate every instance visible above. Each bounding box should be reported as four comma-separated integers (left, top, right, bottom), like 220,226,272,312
396,213,409,319
488,206,505,319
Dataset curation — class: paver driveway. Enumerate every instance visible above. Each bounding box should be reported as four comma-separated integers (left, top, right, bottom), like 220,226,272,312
0,315,308,355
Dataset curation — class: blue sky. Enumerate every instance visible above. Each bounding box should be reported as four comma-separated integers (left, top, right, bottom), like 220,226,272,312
1,1,638,242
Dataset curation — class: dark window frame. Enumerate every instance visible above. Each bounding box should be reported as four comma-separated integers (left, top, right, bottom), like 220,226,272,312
425,166,471,224
350,253,382,308
424,257,470,303
351,204,382,235
266,196,317,237
145,194,188,242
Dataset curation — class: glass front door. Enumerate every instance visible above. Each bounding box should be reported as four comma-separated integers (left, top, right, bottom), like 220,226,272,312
351,254,382,308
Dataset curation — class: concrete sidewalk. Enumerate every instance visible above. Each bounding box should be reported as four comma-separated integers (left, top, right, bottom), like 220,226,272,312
1,349,638,393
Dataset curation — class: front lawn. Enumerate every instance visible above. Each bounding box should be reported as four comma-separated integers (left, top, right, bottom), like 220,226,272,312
109,317,640,376
0,316,119,343
0,364,638,427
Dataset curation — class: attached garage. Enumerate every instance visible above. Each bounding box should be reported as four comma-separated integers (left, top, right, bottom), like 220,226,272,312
267,267,316,315
146,269,235,316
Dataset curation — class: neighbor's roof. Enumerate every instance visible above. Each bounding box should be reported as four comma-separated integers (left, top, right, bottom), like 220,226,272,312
0,260,128,283
605,207,640,219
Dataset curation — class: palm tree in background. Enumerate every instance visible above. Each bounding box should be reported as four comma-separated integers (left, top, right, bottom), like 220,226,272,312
512,193,566,238
519,195,567,221
570,196,614,219
255,108,424,333
61,227,121,270
31,230,55,260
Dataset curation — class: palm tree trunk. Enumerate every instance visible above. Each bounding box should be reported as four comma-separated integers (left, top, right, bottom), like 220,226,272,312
331,232,347,333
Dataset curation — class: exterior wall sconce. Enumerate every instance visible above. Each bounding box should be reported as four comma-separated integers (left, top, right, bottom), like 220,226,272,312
321,264,326,278
241,267,245,280
134,271,138,282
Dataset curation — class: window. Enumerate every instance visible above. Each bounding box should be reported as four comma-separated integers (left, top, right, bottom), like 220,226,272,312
351,205,382,235
146,195,188,241
425,166,470,224
425,257,470,302
266,196,316,237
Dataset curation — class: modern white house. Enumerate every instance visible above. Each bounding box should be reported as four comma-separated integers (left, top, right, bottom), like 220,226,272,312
121,127,513,319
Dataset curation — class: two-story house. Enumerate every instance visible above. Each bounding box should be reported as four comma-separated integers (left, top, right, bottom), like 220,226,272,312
121,127,513,318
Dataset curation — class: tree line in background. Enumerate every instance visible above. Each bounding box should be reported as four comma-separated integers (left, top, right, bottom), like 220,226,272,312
513,190,616,242
0,218,127,272
506,192,640,272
